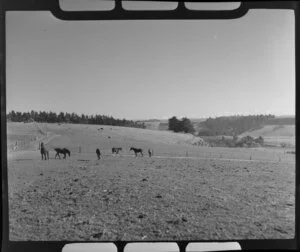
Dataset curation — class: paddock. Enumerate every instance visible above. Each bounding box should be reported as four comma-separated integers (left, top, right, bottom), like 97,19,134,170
7,122,295,241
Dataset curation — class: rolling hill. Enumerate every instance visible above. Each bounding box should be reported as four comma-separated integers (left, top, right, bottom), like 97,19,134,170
7,122,207,154
239,124,295,147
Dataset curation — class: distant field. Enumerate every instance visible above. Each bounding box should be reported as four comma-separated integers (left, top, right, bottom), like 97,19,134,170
142,121,161,130
7,122,295,241
239,125,295,147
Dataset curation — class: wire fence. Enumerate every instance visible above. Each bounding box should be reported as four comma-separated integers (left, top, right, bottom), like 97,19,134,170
7,131,294,164
61,144,294,164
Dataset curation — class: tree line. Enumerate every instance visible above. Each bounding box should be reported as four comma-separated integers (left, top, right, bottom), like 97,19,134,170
167,114,276,136
7,110,146,129
198,114,275,136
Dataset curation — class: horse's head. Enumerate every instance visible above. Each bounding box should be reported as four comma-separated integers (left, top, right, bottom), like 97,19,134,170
68,150,71,157
130,147,133,151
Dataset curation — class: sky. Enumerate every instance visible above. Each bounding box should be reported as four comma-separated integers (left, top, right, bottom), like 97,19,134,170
6,6,295,120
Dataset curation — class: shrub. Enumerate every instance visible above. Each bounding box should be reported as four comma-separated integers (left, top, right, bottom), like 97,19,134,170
168,117,195,134
280,142,287,148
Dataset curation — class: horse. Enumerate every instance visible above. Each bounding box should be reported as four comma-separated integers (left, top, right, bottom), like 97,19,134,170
54,148,71,159
112,147,122,155
148,149,154,157
130,147,143,157
40,142,49,160
96,148,101,160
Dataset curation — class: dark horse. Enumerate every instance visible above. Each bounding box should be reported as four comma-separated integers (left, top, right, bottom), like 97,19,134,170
96,148,101,160
54,148,71,159
40,142,49,160
130,147,143,157
112,147,122,155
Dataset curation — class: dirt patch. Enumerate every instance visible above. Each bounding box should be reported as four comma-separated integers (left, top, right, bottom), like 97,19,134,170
8,154,295,241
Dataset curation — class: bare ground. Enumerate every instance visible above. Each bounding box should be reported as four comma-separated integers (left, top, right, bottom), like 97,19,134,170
8,151,295,241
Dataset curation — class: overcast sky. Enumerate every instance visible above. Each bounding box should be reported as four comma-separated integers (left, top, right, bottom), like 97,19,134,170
6,8,295,120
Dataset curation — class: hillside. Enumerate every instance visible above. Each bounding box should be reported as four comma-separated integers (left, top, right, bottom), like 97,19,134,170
7,115,295,155
239,125,295,147
265,117,295,125
140,116,295,136
7,122,206,154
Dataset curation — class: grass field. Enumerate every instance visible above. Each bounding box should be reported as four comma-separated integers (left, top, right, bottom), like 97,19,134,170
7,122,295,241
239,125,295,147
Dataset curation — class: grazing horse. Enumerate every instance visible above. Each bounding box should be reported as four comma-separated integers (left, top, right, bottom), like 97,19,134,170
40,142,49,160
112,147,122,155
148,149,154,157
96,148,101,160
130,147,143,157
54,148,71,159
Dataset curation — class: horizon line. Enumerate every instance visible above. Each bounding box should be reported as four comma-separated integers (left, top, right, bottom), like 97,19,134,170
6,109,295,121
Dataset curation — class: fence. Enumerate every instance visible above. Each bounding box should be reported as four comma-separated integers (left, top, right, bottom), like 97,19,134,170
72,145,292,163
